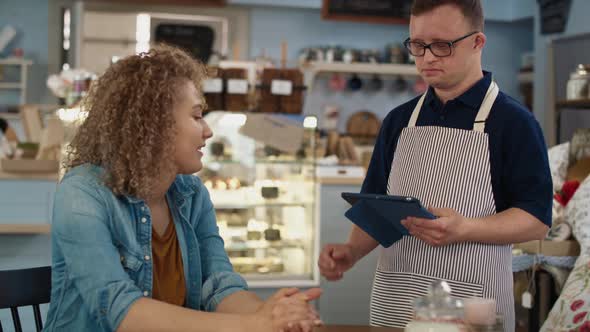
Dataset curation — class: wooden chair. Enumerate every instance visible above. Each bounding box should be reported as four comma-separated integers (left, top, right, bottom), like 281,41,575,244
0,266,51,332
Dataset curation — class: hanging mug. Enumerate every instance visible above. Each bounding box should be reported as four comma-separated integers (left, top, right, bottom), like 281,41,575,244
367,74,383,92
329,73,347,92
347,74,363,91
392,75,409,93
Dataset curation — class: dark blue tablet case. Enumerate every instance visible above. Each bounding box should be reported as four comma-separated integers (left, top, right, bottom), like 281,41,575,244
342,193,435,248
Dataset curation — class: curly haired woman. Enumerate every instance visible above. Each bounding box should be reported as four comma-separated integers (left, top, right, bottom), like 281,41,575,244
43,45,322,332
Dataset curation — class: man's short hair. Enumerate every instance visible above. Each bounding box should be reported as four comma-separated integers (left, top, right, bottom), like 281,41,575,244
411,0,484,31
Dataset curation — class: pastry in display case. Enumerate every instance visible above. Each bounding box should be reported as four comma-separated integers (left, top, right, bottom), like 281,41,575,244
198,111,318,287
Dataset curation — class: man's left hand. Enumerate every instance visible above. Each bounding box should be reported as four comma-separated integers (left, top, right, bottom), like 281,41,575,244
401,207,470,246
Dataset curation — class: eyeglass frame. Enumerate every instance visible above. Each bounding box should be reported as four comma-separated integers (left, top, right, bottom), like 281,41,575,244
403,31,479,57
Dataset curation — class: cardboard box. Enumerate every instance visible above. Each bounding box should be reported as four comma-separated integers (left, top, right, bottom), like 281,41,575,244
541,240,580,256
239,113,304,153
514,240,580,257
514,240,541,254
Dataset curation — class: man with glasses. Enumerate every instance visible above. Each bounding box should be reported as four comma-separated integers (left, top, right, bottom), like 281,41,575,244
318,1,552,330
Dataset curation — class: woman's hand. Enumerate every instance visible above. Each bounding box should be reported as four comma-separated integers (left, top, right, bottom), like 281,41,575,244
247,288,323,332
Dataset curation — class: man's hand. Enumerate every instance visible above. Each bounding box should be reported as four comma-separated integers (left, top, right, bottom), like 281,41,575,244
318,243,359,281
401,207,470,246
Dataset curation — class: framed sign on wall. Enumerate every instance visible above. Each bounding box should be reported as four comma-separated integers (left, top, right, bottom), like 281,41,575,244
321,0,413,25
538,0,572,35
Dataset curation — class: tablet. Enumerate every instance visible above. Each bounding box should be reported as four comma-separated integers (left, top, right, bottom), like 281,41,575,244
341,192,436,247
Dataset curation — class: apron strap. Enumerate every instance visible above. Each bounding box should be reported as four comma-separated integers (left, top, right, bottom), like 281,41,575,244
473,81,499,133
408,91,428,127
408,81,500,132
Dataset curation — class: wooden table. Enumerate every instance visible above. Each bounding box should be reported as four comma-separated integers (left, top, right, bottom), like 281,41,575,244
314,326,402,332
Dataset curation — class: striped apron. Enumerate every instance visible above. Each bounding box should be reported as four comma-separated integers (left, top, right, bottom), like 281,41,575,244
369,81,514,332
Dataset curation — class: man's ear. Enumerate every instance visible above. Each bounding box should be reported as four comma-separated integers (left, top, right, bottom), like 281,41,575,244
474,33,486,50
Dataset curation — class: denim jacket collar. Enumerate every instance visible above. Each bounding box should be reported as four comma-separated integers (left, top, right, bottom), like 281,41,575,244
120,174,200,205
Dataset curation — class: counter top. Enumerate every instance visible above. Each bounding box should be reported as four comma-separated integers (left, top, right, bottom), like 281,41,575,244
0,172,365,185
0,224,51,234
317,177,364,186
0,170,59,181
314,326,401,332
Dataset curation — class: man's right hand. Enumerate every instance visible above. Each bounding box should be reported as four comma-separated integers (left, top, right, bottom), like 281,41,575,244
318,243,358,281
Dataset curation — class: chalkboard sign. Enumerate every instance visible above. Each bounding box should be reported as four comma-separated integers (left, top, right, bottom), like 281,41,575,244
155,24,215,62
322,0,413,25
538,0,572,35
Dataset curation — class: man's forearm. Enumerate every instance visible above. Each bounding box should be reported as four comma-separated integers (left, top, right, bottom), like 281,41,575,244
465,208,549,244
347,224,379,262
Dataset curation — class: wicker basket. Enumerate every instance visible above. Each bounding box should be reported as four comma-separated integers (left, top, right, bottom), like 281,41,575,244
346,110,381,145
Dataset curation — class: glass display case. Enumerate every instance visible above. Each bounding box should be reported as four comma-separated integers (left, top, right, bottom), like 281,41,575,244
198,111,319,287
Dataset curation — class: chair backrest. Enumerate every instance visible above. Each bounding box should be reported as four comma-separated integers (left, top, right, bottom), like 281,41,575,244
0,266,51,332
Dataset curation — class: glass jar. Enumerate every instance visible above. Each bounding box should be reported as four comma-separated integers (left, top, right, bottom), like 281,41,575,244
405,280,467,332
566,64,590,100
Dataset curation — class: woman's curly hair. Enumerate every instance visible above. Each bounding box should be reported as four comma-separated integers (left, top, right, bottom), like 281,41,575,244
65,44,208,199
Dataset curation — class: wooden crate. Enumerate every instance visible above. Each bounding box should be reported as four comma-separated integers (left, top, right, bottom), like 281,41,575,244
203,67,224,112
223,68,249,111
258,68,305,114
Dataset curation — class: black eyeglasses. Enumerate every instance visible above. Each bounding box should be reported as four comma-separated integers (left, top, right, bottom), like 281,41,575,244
403,31,479,57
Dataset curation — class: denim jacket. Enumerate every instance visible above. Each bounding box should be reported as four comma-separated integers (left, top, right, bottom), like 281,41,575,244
43,164,248,331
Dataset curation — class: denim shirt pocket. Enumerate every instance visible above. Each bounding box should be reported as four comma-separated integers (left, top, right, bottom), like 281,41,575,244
118,247,143,279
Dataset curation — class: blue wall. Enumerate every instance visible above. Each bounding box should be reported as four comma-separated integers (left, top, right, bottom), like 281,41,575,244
0,1,534,106
482,19,534,100
234,0,535,21
0,0,51,105
533,0,590,144
249,6,533,127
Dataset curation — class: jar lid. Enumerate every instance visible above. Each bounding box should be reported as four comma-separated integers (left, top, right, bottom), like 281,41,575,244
571,64,590,79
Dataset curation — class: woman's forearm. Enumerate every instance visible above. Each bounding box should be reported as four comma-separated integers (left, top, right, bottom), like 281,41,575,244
215,290,264,314
117,298,254,332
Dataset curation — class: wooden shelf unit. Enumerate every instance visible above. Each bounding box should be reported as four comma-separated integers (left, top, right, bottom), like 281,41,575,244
555,99,590,143
301,61,419,91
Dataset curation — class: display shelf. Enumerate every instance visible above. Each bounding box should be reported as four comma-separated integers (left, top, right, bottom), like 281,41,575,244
208,159,315,166
0,58,33,66
202,110,318,286
225,240,306,251
301,61,419,91
556,99,590,109
0,58,32,104
215,202,313,209
0,82,23,89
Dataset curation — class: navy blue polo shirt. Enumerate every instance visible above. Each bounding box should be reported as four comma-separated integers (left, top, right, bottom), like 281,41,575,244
361,71,552,226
